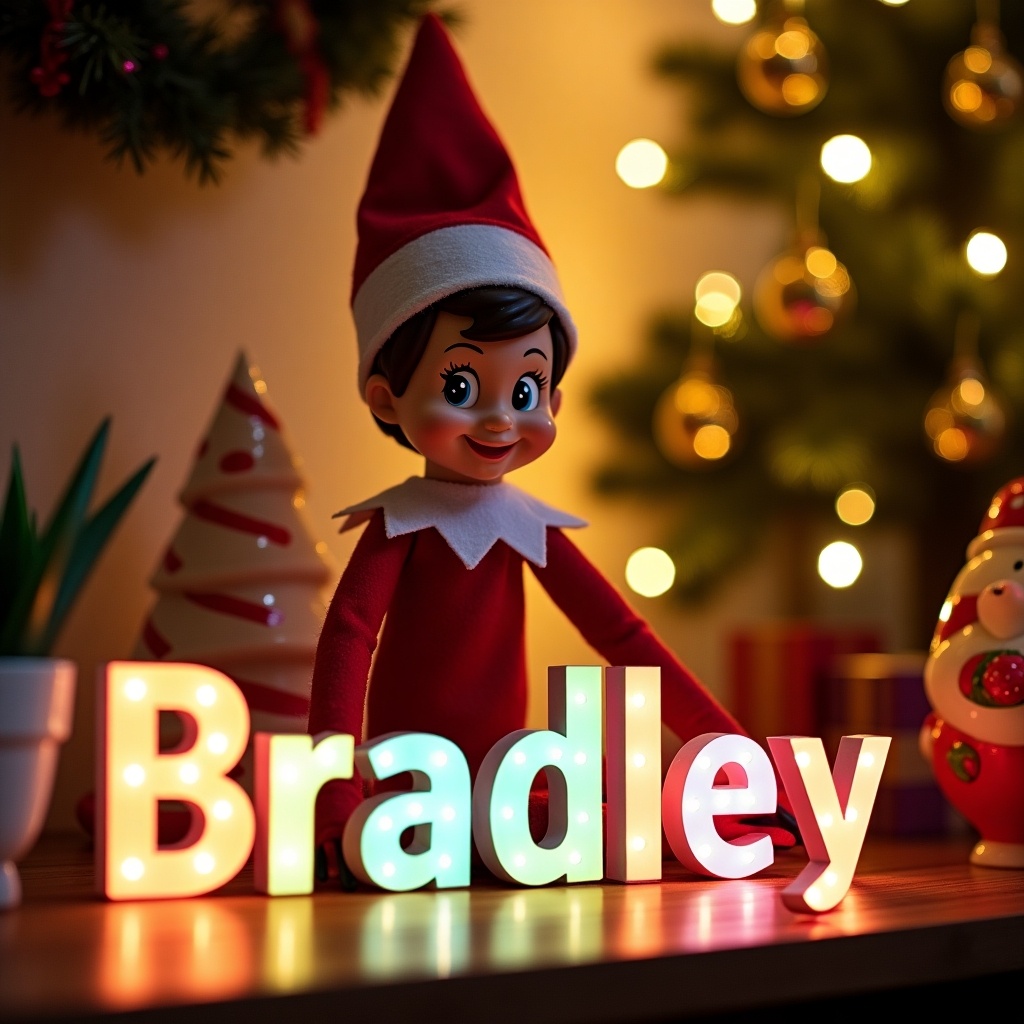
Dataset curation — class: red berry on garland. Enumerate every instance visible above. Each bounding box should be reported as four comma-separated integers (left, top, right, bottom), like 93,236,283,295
948,739,980,783
152,43,169,61
981,653,1024,706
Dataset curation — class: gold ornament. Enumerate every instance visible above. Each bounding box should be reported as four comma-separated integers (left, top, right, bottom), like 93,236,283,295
753,241,854,343
924,357,1007,465
944,22,1023,130
654,357,740,469
737,15,828,116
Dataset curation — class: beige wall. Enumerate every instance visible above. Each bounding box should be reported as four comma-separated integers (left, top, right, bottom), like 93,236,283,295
0,1,913,833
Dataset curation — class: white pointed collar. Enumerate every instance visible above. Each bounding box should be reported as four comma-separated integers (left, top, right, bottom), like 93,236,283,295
335,476,586,570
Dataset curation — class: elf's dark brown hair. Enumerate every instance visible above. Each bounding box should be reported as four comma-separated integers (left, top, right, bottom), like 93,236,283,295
369,285,570,450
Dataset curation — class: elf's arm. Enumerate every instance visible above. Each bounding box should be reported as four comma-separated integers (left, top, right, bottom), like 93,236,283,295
307,509,411,850
531,527,798,845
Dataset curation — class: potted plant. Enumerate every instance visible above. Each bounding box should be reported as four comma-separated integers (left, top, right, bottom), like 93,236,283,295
0,418,154,908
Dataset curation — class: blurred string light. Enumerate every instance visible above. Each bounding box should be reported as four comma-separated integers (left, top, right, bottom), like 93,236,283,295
711,0,757,25
965,230,1007,275
694,271,742,328
835,485,876,526
877,1,909,7
817,541,863,589
820,134,872,183
625,547,676,598
615,139,668,189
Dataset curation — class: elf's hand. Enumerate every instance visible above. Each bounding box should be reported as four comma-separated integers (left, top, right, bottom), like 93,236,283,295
313,776,366,890
715,808,801,849
313,833,359,891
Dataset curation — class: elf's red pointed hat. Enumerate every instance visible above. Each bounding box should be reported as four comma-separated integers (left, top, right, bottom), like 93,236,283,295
350,13,577,394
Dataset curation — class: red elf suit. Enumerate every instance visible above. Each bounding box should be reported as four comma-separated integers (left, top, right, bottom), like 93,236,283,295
308,14,794,849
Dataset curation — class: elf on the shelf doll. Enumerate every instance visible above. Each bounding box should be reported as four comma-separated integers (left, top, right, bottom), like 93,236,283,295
308,13,796,880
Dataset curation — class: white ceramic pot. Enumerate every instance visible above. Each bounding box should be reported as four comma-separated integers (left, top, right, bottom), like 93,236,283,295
0,657,76,909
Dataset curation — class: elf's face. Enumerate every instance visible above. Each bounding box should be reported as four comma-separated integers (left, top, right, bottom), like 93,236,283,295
366,311,562,484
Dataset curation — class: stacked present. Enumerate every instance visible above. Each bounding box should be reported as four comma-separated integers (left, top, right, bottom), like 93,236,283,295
728,624,960,836
728,622,882,741
824,652,963,837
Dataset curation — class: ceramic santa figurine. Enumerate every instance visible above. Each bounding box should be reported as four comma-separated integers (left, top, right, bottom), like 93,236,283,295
307,13,796,882
921,476,1024,868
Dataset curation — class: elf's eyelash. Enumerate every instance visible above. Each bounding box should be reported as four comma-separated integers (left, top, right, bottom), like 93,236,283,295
440,361,475,382
525,369,549,390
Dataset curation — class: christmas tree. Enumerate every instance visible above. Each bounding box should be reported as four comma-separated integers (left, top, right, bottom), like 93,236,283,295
134,351,335,791
590,0,1024,643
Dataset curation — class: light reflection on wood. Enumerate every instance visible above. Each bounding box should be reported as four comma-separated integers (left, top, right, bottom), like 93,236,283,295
3,835,1022,1022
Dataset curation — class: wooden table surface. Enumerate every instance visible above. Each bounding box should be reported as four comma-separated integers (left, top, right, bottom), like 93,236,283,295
1,832,1022,1023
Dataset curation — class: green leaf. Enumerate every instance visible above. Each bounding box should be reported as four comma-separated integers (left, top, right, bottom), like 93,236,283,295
2,419,154,656
36,454,156,654
0,448,43,649
16,420,111,652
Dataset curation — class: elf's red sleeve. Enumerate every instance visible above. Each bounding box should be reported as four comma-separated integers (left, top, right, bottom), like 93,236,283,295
307,510,411,845
532,528,744,742
532,528,796,835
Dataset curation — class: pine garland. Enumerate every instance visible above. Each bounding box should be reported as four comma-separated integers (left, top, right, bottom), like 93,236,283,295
0,0,440,182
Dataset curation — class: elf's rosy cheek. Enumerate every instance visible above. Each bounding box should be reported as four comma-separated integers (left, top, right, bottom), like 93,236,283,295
977,579,1024,640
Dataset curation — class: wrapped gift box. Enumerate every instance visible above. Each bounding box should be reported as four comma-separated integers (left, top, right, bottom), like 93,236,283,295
728,622,882,743
824,652,965,837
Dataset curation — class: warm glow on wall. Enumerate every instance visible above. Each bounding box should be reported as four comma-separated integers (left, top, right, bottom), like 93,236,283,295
662,733,777,879
97,662,255,900
472,666,603,886
768,735,890,913
253,731,355,896
615,139,668,189
605,666,663,882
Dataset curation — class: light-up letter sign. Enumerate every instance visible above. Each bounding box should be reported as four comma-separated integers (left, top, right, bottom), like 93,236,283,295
253,731,355,896
605,665,663,882
98,661,255,900
343,733,472,892
768,734,890,913
472,666,603,886
662,733,777,879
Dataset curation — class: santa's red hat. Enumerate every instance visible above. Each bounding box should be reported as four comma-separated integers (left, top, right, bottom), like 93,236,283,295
968,476,1024,558
350,13,577,394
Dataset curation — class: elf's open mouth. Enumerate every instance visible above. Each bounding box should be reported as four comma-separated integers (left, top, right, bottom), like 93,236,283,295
465,437,517,460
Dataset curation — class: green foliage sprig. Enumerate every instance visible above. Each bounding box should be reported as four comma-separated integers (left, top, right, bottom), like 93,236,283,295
0,0,439,183
0,419,155,657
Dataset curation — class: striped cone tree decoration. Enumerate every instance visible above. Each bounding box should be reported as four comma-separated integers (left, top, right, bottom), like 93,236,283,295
134,351,335,791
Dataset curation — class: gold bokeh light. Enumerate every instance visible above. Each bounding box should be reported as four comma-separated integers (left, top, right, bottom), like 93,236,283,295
965,230,1007,276
835,486,875,526
616,139,668,189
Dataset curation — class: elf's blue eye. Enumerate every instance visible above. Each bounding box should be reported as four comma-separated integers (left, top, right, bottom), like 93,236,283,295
441,367,478,407
512,374,540,412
